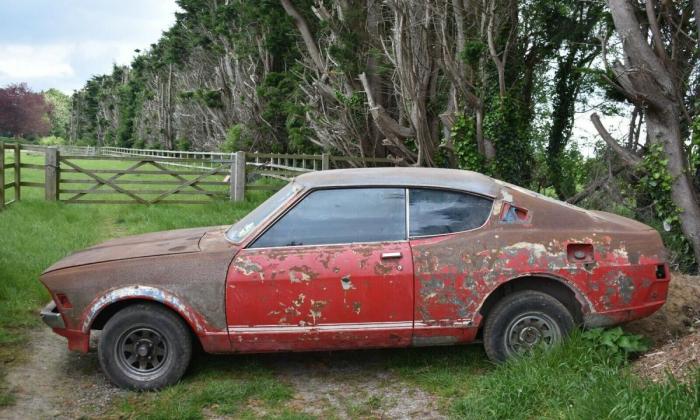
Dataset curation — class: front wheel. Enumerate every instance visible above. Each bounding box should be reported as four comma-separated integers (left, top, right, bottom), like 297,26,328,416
483,290,574,363
98,303,192,390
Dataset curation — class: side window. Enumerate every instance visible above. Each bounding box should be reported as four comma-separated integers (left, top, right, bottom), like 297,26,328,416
409,188,492,237
252,188,406,248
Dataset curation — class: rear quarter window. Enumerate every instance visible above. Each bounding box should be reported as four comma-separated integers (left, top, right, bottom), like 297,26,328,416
409,188,493,237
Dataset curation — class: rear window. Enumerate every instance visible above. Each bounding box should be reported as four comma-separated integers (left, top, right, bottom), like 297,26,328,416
409,188,492,237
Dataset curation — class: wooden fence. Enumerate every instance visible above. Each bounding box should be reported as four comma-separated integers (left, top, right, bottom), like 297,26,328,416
0,143,21,210
0,143,395,207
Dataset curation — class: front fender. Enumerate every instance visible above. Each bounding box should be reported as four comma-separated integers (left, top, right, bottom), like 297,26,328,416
80,285,214,334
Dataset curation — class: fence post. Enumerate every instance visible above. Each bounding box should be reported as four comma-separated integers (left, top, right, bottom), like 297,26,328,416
45,147,59,201
0,142,5,210
14,144,20,201
321,153,330,171
230,151,246,202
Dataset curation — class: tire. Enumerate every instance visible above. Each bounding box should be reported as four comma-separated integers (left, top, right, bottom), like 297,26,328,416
483,290,574,363
98,303,192,391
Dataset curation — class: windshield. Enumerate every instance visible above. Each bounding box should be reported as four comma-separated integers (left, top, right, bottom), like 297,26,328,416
225,183,300,243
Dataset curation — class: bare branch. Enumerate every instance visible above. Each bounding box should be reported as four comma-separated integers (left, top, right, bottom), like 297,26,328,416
590,113,641,166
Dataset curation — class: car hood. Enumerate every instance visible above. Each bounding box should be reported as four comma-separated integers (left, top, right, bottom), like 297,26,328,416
44,226,223,273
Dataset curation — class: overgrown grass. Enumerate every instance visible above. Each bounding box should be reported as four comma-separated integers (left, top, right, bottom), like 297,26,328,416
450,332,700,419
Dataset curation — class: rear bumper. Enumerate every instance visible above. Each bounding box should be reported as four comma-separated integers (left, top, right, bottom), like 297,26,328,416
583,300,665,328
40,301,65,329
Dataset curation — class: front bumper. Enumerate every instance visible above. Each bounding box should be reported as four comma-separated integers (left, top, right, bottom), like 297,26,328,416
40,301,65,329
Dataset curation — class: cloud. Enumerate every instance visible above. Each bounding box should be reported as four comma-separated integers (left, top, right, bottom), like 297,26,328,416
0,44,74,79
0,0,178,93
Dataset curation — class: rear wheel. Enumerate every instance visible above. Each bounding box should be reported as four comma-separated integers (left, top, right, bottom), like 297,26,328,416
98,303,192,390
483,290,574,362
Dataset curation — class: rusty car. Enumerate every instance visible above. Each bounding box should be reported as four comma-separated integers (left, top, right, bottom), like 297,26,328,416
39,168,669,390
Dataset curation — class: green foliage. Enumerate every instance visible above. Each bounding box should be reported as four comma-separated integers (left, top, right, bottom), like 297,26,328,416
450,115,486,172
639,142,696,271
691,116,700,172
38,135,66,146
43,89,70,138
257,70,317,154
581,327,649,362
326,8,367,76
221,124,250,153
460,41,486,66
180,88,224,109
175,138,191,151
484,96,533,186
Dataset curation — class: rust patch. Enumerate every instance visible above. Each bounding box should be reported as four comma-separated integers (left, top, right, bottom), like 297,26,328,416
289,265,319,283
352,245,379,258
234,258,264,279
309,299,328,324
374,262,393,276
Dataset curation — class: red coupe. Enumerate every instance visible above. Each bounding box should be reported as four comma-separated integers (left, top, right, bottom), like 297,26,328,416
40,168,669,390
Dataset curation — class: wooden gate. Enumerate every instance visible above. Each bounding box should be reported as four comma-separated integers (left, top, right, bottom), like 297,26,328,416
57,154,231,204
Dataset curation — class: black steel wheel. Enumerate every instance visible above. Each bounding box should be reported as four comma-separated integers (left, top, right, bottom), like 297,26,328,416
98,303,192,390
116,327,169,377
483,290,574,363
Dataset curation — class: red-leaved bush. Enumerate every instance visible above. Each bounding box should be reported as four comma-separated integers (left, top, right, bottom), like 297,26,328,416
0,83,52,138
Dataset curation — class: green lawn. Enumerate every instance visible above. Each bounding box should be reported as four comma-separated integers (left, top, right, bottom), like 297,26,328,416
1,151,698,418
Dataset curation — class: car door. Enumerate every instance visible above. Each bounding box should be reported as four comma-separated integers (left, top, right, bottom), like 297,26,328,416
226,187,414,352
407,188,495,345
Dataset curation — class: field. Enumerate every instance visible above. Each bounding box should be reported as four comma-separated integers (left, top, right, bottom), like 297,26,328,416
1,152,699,419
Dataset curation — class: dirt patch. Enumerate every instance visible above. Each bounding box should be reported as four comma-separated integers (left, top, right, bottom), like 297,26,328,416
0,329,125,419
0,329,443,419
624,272,700,345
268,351,445,419
625,272,700,383
632,330,700,383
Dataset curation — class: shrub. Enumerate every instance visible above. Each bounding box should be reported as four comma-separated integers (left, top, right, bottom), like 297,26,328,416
38,136,65,146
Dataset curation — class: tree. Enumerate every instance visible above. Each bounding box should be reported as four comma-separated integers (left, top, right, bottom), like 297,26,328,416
43,88,71,138
600,0,700,270
0,83,51,139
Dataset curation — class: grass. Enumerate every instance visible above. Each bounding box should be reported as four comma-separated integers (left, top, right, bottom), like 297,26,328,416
0,151,276,407
1,151,699,418
110,357,298,419
450,332,700,419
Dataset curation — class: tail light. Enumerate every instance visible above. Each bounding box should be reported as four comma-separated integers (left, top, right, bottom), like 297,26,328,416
655,264,667,279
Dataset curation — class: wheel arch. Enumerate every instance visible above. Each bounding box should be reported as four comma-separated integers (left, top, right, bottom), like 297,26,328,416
82,286,209,337
476,274,592,327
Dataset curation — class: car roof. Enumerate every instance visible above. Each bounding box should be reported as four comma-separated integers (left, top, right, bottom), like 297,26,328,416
293,167,500,197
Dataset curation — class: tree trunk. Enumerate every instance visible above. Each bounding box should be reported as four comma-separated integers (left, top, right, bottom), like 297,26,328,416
646,108,700,267
607,0,700,270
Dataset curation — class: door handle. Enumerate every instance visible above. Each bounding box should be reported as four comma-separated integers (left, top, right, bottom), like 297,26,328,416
381,252,402,259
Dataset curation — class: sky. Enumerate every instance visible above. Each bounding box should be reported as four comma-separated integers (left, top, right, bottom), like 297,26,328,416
0,0,179,94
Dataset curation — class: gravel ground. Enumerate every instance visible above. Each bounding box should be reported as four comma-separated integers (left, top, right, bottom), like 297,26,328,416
0,329,444,419
0,330,125,419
